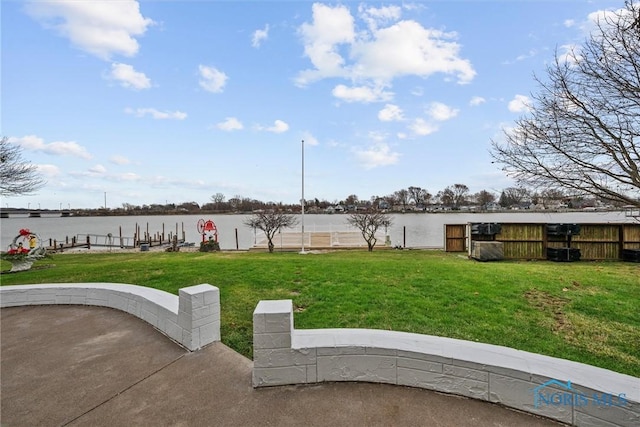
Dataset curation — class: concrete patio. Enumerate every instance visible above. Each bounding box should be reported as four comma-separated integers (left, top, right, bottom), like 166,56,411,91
0,305,562,426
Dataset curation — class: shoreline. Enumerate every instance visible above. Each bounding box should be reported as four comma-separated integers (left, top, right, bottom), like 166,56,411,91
50,245,202,255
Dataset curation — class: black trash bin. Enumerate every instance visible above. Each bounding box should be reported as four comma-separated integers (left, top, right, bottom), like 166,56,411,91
547,247,581,262
621,249,640,262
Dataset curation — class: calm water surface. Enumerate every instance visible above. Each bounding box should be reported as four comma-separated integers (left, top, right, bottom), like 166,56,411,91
1,211,632,251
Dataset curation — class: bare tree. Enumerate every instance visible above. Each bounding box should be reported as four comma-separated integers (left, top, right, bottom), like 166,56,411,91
394,189,410,210
0,137,45,196
499,187,531,208
436,188,454,207
407,186,431,207
383,193,398,210
211,193,226,211
228,195,241,212
491,1,640,207
346,210,392,251
449,184,470,207
344,194,359,208
475,190,497,208
244,211,298,253
537,188,566,208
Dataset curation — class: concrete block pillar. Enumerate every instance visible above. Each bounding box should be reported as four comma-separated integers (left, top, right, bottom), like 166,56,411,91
178,284,220,351
253,300,310,387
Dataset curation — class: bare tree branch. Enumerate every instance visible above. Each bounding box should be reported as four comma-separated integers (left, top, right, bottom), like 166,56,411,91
0,137,45,196
491,1,640,207
244,211,298,253
346,210,392,252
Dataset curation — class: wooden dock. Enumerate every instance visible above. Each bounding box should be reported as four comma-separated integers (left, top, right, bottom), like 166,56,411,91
45,233,185,252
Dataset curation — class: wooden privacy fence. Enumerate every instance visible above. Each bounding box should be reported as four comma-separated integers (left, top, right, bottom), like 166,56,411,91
445,223,640,260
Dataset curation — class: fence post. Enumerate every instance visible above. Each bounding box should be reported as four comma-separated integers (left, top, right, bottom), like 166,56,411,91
403,226,406,248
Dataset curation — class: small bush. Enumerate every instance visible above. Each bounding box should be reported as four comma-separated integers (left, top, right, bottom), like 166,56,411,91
199,239,220,252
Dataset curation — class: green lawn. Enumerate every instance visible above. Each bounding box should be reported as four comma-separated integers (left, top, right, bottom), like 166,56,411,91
2,250,639,377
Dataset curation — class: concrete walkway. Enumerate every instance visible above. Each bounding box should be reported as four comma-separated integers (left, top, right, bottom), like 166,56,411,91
1,306,563,426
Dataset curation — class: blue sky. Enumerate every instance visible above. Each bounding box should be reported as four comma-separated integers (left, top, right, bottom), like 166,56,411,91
2,0,624,209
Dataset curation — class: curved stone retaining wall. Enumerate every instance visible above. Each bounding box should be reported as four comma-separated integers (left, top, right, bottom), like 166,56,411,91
0,283,220,351
253,300,639,427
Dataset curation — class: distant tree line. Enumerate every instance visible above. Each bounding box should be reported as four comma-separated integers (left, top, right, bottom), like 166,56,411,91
64,183,627,217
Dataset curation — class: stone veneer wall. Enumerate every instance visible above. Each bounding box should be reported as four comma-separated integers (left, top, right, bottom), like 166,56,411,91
253,300,639,427
0,283,220,351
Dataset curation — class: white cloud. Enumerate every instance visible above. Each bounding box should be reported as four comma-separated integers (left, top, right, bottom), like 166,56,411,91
411,87,424,97
114,172,141,181
296,3,355,85
332,84,393,103
263,120,289,133
409,118,438,136
199,65,228,93
69,168,142,181
9,135,92,159
109,63,151,90
578,7,628,36
503,49,539,65
125,107,187,120
110,155,131,165
353,143,400,169
301,131,319,146
517,50,538,61
557,44,580,65
558,6,629,66
586,8,621,29
358,5,402,31
88,164,107,174
36,164,61,177
252,24,269,48
296,5,476,87
25,0,154,60
508,94,532,113
469,96,486,106
217,117,244,131
353,21,476,84
427,102,459,121
327,139,340,148
368,131,388,142
378,104,404,122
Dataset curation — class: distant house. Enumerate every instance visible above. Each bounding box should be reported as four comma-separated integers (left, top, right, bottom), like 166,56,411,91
510,203,533,210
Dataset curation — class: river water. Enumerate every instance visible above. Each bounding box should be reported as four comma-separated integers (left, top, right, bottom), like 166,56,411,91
0,211,633,251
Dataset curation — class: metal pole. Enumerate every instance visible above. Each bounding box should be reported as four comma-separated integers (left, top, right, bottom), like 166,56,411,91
403,226,406,248
300,139,306,254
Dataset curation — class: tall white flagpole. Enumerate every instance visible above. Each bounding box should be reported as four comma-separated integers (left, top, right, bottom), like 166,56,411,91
300,139,306,254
